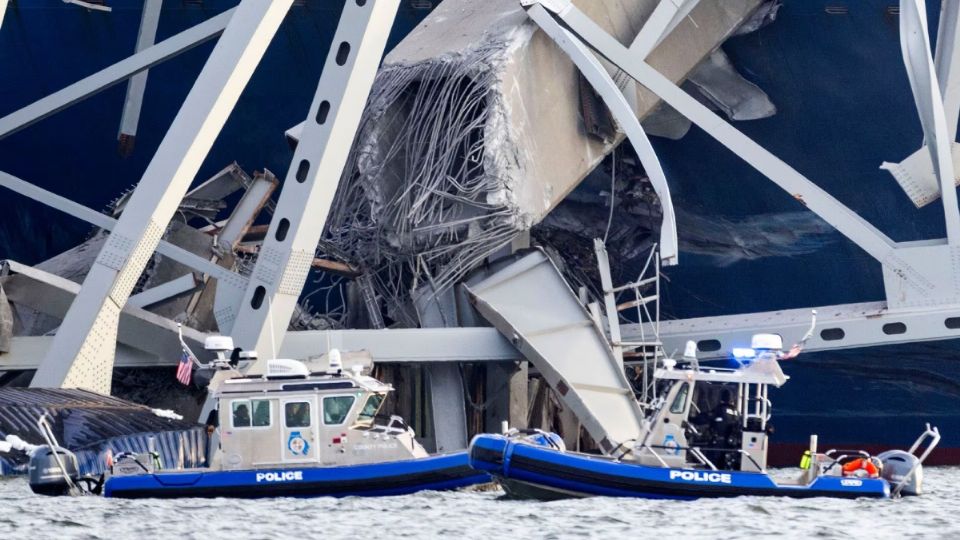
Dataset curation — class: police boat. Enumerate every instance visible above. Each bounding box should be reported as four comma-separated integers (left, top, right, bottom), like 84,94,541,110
27,339,490,499
469,332,941,500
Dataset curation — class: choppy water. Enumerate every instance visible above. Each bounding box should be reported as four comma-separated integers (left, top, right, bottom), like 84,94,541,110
2,469,959,539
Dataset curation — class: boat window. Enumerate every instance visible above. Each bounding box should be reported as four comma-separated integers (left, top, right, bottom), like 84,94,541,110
357,394,385,423
232,400,251,428
670,383,690,414
251,399,271,427
285,401,312,428
323,395,356,425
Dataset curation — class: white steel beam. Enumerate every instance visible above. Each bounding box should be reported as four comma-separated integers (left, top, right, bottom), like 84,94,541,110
882,0,960,208
216,172,277,250
0,170,248,288
117,0,164,156
232,0,400,366
0,8,234,141
1,328,522,369
31,0,293,393
0,0,8,30
527,2,945,301
0,260,207,366
628,0,700,59
526,5,678,265
625,299,960,360
127,274,198,309
899,0,960,244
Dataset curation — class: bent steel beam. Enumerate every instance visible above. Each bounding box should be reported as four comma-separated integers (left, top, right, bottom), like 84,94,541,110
465,249,648,453
628,0,701,59
526,2,944,300
882,0,960,208
0,170,248,289
0,8,234,140
232,0,400,367
526,4,678,265
31,0,293,393
897,0,960,244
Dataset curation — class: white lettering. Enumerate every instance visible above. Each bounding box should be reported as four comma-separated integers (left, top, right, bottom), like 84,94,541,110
669,469,733,484
840,479,863,487
255,470,304,483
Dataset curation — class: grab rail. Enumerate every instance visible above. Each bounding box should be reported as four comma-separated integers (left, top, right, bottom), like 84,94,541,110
893,424,940,497
36,413,78,494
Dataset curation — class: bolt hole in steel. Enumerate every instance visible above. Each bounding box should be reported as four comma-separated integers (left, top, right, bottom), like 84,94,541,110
275,219,290,242
251,286,266,309
336,42,351,66
946,317,960,329
355,0,367,6
820,328,845,341
882,322,907,335
296,160,310,183
697,339,721,352
316,101,331,124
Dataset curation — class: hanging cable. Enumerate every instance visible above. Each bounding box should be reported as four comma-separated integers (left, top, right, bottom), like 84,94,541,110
603,147,617,244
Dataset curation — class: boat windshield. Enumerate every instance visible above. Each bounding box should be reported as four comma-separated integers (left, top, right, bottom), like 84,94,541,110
358,393,385,424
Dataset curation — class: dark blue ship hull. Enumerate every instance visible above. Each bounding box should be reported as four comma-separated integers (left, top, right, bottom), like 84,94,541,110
469,434,890,500
1,1,959,461
104,451,488,499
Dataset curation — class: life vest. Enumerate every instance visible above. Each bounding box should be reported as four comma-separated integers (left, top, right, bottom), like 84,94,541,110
841,457,881,478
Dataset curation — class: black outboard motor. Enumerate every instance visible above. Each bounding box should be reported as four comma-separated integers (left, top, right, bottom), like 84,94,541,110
28,446,80,496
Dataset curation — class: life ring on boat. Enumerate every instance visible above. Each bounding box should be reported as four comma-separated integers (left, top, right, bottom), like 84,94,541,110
840,457,882,478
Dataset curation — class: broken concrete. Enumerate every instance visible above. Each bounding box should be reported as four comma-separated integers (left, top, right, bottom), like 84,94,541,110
324,0,765,316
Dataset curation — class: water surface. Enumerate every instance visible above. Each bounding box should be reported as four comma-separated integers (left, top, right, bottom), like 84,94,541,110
2,469,957,539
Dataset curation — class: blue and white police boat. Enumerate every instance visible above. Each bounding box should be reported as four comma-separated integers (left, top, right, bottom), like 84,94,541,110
27,340,489,499
469,333,940,500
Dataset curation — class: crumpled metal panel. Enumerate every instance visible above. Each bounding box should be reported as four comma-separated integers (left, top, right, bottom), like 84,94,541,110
0,388,206,475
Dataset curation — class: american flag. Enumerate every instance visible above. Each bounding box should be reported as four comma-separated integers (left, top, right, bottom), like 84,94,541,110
176,349,194,386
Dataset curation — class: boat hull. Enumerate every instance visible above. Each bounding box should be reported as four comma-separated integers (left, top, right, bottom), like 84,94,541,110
469,435,890,500
103,452,489,499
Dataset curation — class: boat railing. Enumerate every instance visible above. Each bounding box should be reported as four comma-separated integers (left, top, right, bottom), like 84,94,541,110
893,423,941,497
631,443,764,472
36,413,79,494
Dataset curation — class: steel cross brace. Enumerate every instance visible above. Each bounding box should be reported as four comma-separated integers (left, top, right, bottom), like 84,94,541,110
524,1,945,302
31,0,293,393
525,4,678,265
0,8,235,141
230,0,401,367
117,0,164,156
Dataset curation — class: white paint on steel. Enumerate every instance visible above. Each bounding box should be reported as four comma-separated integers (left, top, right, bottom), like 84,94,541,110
0,170,248,288
0,8,234,140
127,274,198,309
626,299,960,360
465,250,647,452
629,0,701,59
898,0,960,245
118,0,164,146
881,1,960,208
233,0,401,366
30,0,293,393
531,3,953,302
1,327,521,369
527,5,679,265
0,0,7,30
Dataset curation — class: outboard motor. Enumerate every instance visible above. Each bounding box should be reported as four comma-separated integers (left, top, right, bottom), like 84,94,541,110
878,449,923,496
28,446,80,496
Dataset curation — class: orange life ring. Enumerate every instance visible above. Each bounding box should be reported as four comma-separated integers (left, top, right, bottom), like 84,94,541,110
841,457,880,478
